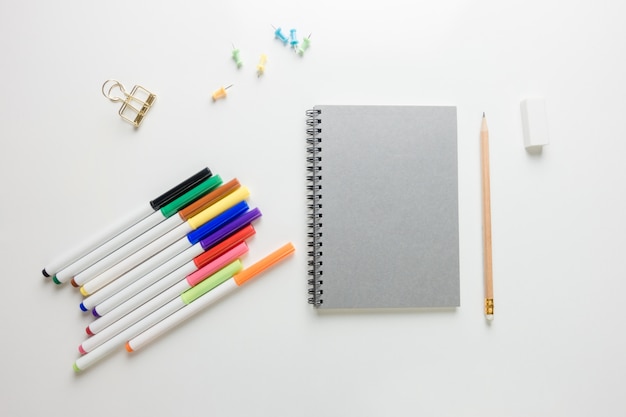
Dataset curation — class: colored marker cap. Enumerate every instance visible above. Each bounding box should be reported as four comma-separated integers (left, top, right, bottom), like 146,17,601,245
125,342,133,352
85,326,93,336
159,175,223,218
186,201,249,244
92,308,100,318
149,168,212,210
52,276,62,285
179,178,241,221
187,186,250,230
199,208,261,250
70,278,78,288
78,345,86,355
73,363,80,372
42,269,50,278
79,302,88,312
234,243,295,286
193,224,256,269
181,260,243,305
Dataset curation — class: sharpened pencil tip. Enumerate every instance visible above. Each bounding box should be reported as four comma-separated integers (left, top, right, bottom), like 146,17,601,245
483,112,485,117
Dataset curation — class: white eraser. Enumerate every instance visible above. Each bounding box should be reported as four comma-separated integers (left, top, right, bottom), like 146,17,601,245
521,98,549,149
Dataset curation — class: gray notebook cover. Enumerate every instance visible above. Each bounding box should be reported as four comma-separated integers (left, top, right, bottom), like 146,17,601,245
307,105,460,309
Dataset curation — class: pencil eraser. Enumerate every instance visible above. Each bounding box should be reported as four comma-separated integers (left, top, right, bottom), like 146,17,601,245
521,98,549,149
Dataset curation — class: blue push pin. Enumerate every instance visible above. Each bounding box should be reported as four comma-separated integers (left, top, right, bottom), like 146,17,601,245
272,25,288,45
289,29,299,49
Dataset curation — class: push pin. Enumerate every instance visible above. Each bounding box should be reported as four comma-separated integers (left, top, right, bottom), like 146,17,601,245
212,84,233,101
102,80,156,127
257,54,268,77
272,25,288,45
297,34,312,56
231,44,243,68
289,29,299,49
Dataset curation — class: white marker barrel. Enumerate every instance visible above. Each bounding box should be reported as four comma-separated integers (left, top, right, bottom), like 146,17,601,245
80,282,188,353
80,238,200,313
74,297,184,372
128,280,238,352
73,214,184,287
44,204,153,278
80,221,193,295
87,259,198,335
54,210,167,284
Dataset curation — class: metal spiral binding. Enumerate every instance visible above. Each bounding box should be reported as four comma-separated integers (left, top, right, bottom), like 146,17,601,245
306,108,324,306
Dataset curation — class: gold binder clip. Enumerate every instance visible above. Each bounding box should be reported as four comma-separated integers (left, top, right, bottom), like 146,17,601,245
102,80,156,127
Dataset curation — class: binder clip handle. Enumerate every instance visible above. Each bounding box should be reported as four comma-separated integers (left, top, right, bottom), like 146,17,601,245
102,79,128,103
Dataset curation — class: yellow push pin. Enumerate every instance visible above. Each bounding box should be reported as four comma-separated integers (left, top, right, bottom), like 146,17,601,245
256,54,268,77
212,84,233,101
101,80,156,127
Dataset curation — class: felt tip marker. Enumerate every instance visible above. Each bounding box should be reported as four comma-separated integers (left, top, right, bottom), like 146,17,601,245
63,175,223,286
83,203,255,316
79,248,248,354
76,179,243,311
87,208,260,320
72,178,239,289
78,186,250,296
42,167,212,278
73,261,243,372
85,224,256,335
126,243,295,352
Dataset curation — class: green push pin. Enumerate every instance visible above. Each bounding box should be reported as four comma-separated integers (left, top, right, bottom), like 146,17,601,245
297,34,312,56
231,44,243,68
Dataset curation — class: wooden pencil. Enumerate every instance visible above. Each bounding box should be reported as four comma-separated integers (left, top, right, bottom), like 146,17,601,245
481,113,494,320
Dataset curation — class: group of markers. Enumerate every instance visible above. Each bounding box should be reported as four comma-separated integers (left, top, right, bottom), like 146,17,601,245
42,168,294,372
212,25,312,101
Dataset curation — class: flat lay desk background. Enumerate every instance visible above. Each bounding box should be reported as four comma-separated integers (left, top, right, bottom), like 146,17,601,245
1,1,625,416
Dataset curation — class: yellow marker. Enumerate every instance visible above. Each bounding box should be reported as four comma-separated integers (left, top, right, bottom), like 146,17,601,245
256,54,268,77
187,186,250,230
212,85,232,101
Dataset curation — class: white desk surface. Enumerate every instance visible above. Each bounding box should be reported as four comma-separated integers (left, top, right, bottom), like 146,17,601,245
2,1,625,416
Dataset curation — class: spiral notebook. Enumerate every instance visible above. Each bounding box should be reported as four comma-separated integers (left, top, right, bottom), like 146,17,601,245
306,105,460,309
